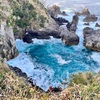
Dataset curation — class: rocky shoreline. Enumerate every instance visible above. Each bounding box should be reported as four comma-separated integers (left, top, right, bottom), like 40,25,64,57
22,6,100,52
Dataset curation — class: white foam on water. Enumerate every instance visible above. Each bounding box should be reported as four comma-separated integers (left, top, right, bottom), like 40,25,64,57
91,52,100,66
32,63,55,91
15,39,35,53
91,52,100,73
51,54,71,65
32,37,61,45
8,53,35,76
7,52,55,91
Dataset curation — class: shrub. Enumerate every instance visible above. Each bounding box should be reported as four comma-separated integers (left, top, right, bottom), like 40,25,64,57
12,1,37,29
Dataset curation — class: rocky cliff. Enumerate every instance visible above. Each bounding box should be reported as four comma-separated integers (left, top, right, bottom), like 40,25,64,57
0,0,58,61
0,0,18,61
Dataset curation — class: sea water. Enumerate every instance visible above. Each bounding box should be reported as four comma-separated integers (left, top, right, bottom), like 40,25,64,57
8,5,100,91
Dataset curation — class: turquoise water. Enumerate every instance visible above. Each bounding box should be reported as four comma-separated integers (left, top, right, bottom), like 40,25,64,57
8,14,100,91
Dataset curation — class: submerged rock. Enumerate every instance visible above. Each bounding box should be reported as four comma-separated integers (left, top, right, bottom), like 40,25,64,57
83,27,100,51
83,14,98,22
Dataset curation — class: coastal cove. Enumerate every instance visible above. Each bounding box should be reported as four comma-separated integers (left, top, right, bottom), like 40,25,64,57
1,0,100,99
8,13,100,91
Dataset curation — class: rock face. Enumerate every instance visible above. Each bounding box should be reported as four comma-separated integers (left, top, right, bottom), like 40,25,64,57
83,27,100,51
60,26,79,46
0,21,18,61
83,14,98,22
23,30,61,43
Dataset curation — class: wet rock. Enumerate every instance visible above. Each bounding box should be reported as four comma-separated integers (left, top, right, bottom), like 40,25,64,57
60,11,68,16
83,27,100,51
23,34,33,43
84,23,90,26
52,17,68,25
83,14,98,22
66,15,79,32
23,30,61,43
9,66,27,78
95,23,100,27
60,26,79,46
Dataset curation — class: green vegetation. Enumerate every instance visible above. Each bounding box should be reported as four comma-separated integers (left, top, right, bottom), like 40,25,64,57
7,1,37,29
6,0,49,30
63,72,100,100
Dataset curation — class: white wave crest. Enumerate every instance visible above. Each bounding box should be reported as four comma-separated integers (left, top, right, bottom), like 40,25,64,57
51,54,71,65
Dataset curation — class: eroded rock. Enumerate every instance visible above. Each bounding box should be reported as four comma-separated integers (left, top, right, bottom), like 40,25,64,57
83,27,100,51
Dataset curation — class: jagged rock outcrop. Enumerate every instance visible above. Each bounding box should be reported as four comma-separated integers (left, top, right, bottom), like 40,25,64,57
75,8,90,16
59,26,79,46
83,14,98,22
66,15,79,32
83,27,100,51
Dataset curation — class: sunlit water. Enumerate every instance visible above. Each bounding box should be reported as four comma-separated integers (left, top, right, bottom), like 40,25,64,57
8,2,100,91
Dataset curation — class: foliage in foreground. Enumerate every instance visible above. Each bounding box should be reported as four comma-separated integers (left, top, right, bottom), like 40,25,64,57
62,72,100,100
0,62,100,100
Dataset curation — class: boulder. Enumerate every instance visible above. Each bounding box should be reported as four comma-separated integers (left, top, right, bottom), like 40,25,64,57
60,26,79,46
75,7,90,16
81,8,90,15
83,27,100,51
83,14,98,22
